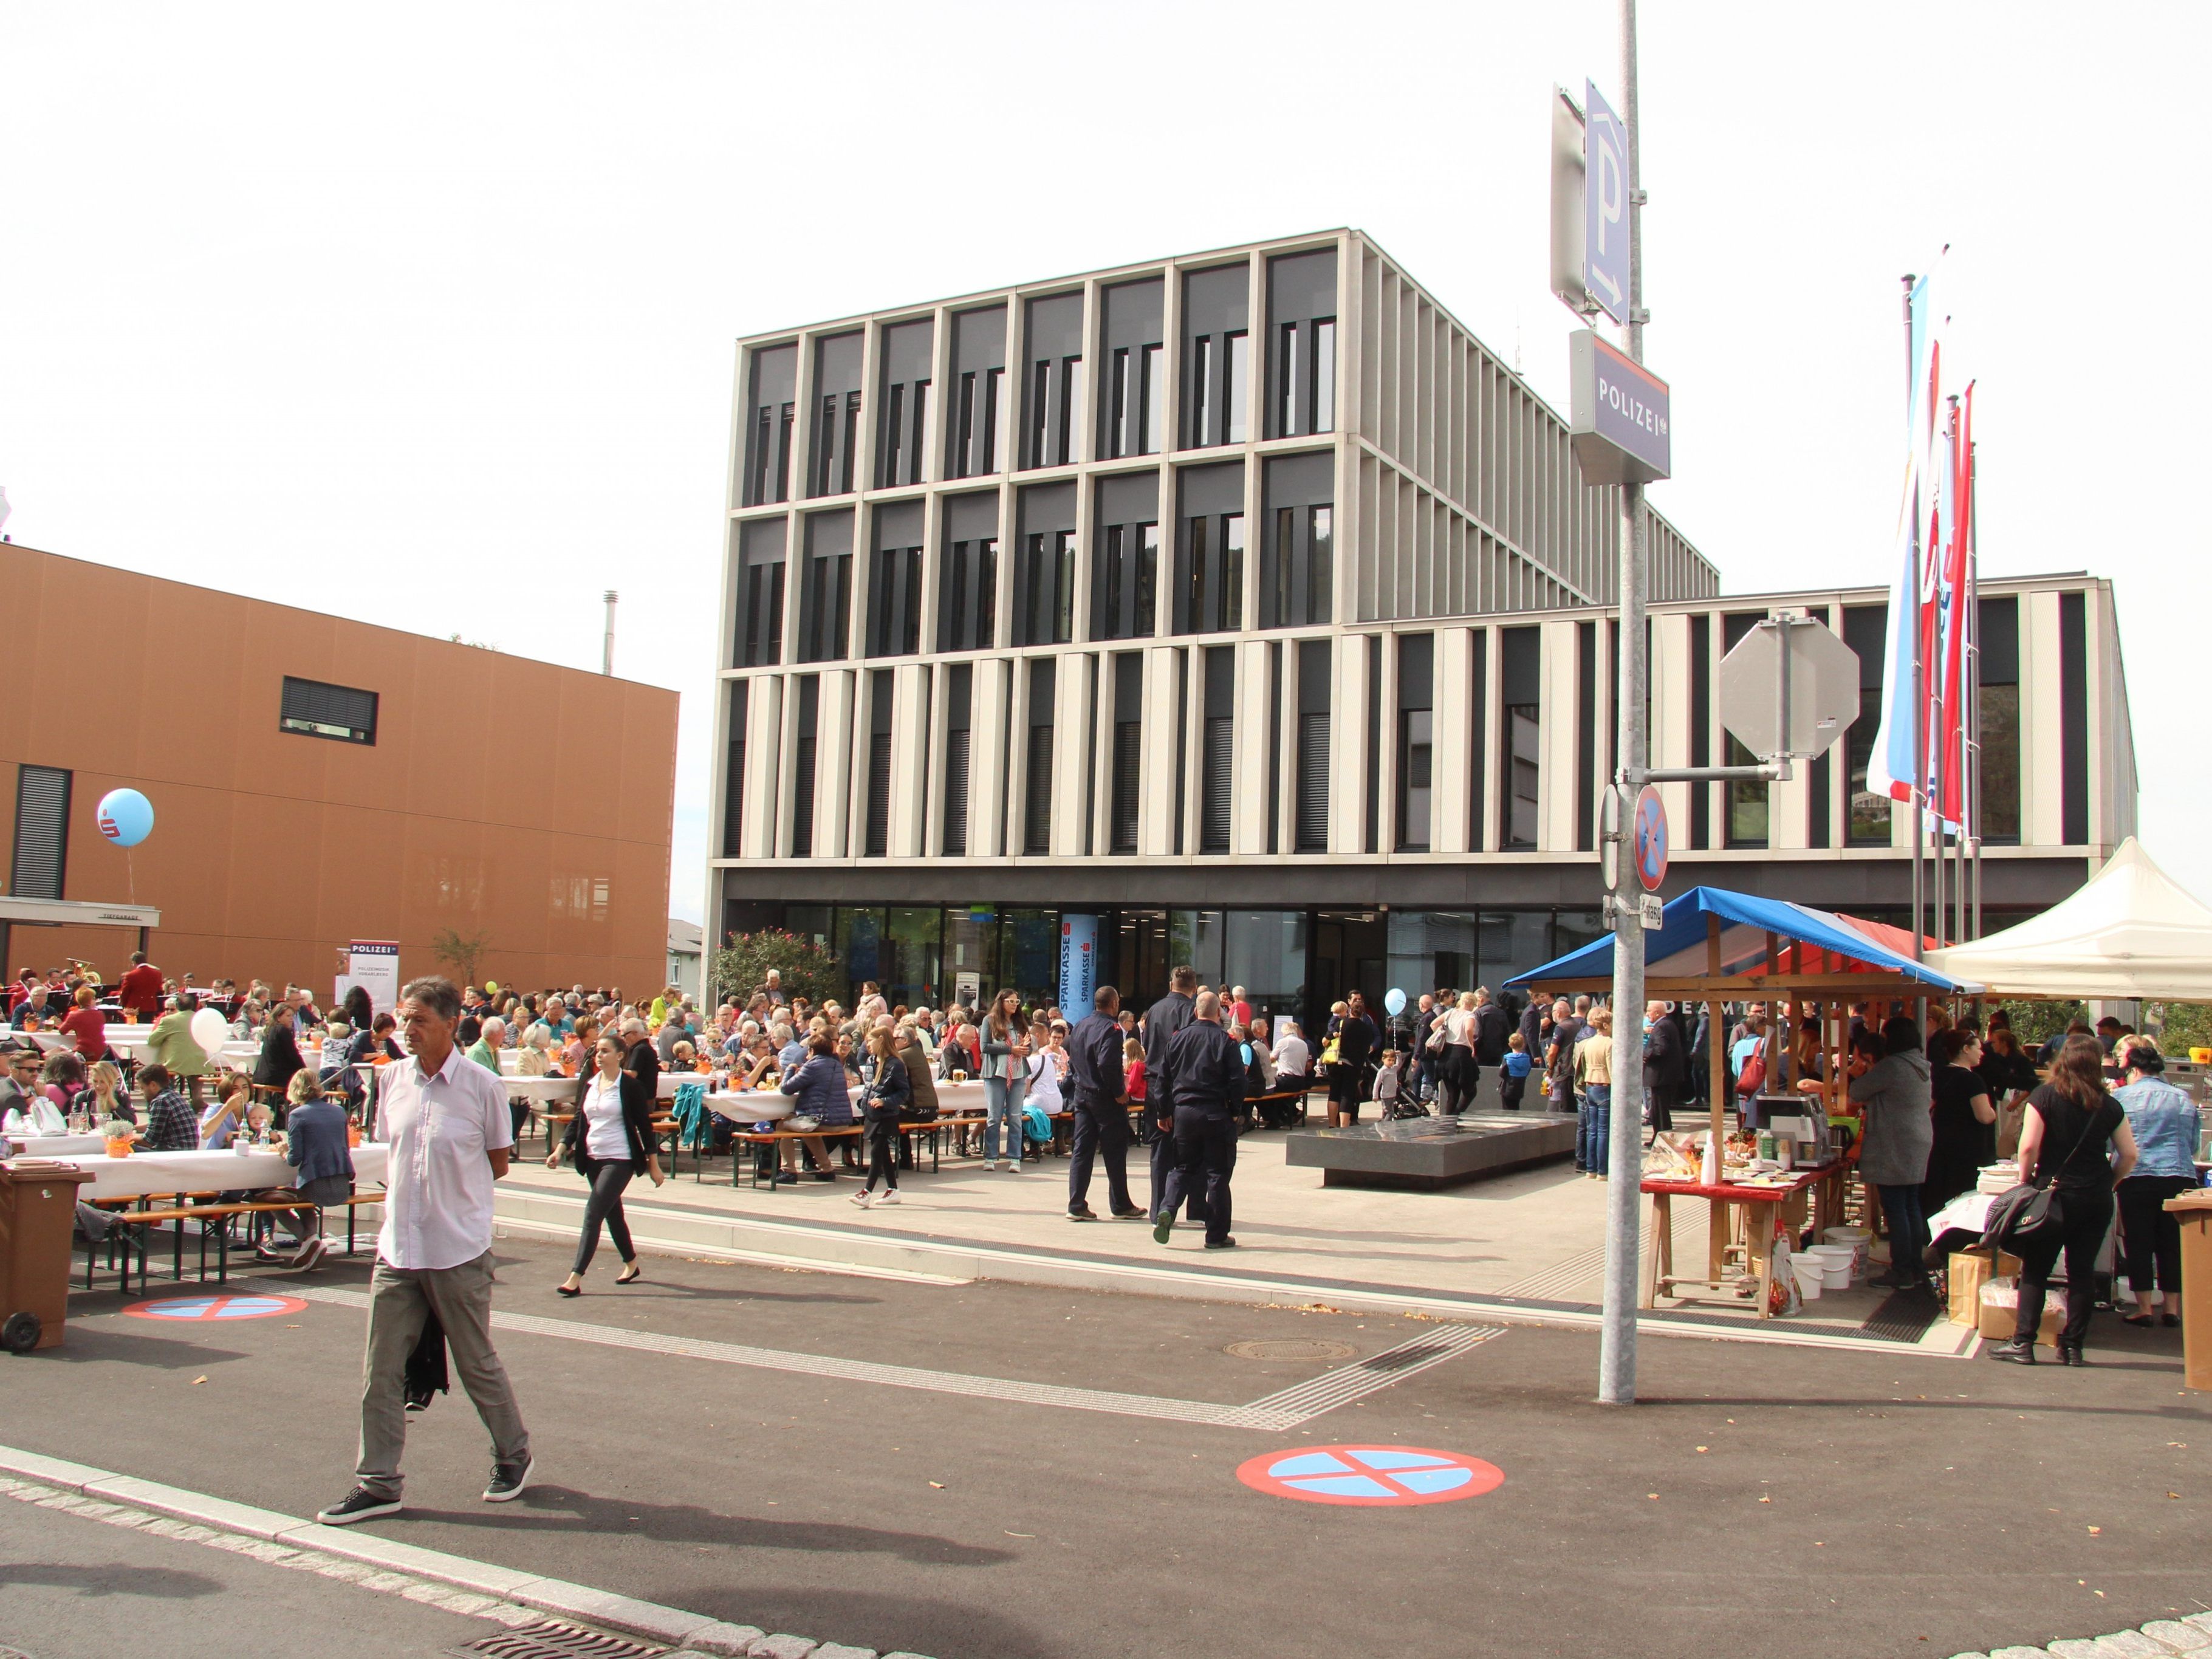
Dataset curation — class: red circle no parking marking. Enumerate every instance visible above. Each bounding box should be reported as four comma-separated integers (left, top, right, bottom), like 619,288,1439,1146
123,1294,309,1322
1237,1444,1505,1507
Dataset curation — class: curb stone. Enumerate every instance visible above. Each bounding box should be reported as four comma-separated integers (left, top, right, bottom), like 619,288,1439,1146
0,1444,905,1659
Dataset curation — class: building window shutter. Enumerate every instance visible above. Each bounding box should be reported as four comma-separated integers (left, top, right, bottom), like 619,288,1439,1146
11,765,70,901
1110,721,1141,853
1296,711,1330,853
942,728,970,856
1024,723,1054,855
1201,716,1233,852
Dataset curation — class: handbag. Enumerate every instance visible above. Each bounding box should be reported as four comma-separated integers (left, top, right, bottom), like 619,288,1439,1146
787,1114,822,1132
1735,1036,1767,1099
1981,1111,2099,1251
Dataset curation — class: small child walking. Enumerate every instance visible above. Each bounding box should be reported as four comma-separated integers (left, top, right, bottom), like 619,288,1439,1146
1501,1031,1534,1112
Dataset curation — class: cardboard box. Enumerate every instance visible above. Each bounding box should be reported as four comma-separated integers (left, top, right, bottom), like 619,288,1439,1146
1978,1278,2061,1348
1948,1247,2024,1328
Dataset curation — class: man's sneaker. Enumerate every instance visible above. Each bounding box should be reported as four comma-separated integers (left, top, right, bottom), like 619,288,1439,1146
1067,1206,1098,1222
1152,1214,1174,1245
1204,1236,1239,1250
873,1189,902,1206
483,1454,534,1502
288,1236,329,1272
317,1486,401,1525
1111,1207,1146,1220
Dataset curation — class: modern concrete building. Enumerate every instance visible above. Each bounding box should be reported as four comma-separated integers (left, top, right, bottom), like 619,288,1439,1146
706,230,2135,1034
2,544,679,994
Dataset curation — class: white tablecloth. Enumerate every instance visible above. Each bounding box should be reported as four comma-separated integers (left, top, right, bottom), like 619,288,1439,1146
70,1144,390,1202
9,1133,106,1157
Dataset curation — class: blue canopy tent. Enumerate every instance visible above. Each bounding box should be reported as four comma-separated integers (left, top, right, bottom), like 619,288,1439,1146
1505,886,1982,1000
1505,885,1980,1146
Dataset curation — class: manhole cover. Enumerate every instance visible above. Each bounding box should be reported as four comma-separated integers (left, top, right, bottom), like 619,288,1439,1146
447,1622,666,1659
1224,1338,1358,1361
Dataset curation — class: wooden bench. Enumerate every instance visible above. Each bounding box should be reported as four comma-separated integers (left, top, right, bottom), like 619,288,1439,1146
86,1188,386,1293
727,1125,863,1189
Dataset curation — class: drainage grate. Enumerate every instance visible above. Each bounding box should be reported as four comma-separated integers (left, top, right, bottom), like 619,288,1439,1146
1224,1338,1358,1362
447,1622,666,1659
1861,1292,1943,1344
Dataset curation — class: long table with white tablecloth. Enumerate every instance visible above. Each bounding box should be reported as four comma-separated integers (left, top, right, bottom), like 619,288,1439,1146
64,1143,390,1202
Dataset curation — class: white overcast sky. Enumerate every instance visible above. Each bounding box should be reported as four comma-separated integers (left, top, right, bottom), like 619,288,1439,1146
5,2,2206,921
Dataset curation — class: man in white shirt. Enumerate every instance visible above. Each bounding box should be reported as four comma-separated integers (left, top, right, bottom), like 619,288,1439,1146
318,976,532,1525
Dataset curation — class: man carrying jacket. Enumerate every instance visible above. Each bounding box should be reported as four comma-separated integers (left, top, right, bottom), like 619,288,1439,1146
1152,992,1247,1251
1140,966,1199,1224
1064,985,1141,1222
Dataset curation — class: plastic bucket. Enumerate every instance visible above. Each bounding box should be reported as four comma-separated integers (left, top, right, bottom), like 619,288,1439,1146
1805,1245,1857,1287
1789,1255,1823,1301
1821,1229,1870,1274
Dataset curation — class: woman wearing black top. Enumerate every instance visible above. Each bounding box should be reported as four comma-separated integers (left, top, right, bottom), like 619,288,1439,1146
853,1024,909,1209
1989,1035,2137,1366
1922,1028,1996,1213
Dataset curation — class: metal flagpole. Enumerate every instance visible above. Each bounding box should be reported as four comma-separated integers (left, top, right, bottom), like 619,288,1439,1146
1903,276,1925,963
1967,429,1982,938
1598,0,1649,1408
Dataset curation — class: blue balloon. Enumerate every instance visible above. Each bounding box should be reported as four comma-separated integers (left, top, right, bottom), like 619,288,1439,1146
95,788,154,848
1383,987,1408,1018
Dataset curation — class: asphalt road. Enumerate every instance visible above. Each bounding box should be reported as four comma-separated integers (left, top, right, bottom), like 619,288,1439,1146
1,1233,2205,1659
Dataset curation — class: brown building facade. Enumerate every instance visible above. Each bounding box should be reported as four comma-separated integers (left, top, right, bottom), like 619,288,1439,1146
2,545,677,996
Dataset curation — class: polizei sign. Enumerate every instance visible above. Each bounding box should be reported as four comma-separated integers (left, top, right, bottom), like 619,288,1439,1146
1568,330,1671,485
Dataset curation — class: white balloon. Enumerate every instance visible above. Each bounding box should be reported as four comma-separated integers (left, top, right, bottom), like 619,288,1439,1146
189,1008,229,1057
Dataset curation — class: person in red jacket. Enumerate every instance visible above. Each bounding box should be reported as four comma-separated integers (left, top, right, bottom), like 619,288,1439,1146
117,952,165,1021
58,984,109,1063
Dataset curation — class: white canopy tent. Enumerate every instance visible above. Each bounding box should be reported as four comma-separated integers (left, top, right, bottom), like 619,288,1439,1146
1925,838,2212,1001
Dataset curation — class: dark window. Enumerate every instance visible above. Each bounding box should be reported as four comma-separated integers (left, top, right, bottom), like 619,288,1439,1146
1690,611,1712,849
807,332,863,498
1266,250,1338,439
720,683,747,858
947,306,1007,479
791,676,819,857
1183,262,1251,450
1977,595,2021,843
1296,638,1331,853
1397,633,1434,851
796,513,853,663
1468,629,1487,851
1015,484,1077,648
868,502,924,658
1175,460,1245,635
1110,654,1143,855
876,318,933,489
1015,532,1075,646
1364,637,1382,855
1101,279,1165,460
865,670,894,859
11,764,69,901
938,493,999,653
1843,604,1889,846
1261,452,1333,628
1201,645,1234,854
1024,658,1056,855
1267,640,1284,855
280,676,378,745
1722,613,1769,847
942,663,971,857
1575,621,1596,853
742,343,796,507
1501,625,1539,850
2060,590,2089,844
735,518,787,668
1092,473,1160,642
1022,293,1084,470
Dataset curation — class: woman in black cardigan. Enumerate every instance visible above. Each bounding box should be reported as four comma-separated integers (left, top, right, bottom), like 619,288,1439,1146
547,1034,665,1294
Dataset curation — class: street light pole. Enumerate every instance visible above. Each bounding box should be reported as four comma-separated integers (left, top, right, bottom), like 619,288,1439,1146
1598,0,1649,1408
